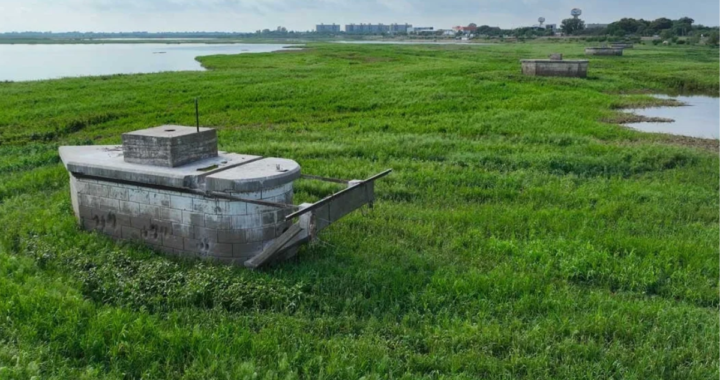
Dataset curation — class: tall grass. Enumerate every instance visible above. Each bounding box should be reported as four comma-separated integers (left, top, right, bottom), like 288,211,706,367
0,42,717,379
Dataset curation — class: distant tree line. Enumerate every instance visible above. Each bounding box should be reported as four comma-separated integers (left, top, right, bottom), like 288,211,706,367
440,17,718,44
559,16,719,45
604,17,707,37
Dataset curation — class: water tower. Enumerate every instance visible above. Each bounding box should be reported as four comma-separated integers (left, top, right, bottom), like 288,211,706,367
538,17,545,27
571,8,582,19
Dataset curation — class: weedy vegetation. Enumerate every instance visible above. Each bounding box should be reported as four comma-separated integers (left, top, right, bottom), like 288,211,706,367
0,42,718,379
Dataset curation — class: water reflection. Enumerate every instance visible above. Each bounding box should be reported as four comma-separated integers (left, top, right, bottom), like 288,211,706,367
624,95,719,139
0,43,300,82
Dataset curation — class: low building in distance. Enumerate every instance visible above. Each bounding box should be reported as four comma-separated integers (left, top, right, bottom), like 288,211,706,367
453,23,478,34
409,26,434,34
586,23,609,29
388,23,412,33
345,23,412,34
316,24,340,33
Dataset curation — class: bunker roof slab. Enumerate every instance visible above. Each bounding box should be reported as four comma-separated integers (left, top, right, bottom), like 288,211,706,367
205,157,301,193
59,145,268,190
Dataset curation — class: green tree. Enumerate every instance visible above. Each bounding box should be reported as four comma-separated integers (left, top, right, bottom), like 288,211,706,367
650,17,673,32
609,18,645,35
709,31,719,46
477,25,503,36
676,17,694,27
561,18,585,34
672,17,694,37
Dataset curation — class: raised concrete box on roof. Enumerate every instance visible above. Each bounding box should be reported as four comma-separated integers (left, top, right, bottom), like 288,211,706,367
122,125,218,167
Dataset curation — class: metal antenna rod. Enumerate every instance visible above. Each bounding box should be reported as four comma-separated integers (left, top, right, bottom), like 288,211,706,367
195,98,200,133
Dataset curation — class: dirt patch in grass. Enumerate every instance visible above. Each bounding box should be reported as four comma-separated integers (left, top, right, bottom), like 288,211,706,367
602,114,675,124
611,127,720,153
272,47,311,54
659,134,719,153
609,97,684,110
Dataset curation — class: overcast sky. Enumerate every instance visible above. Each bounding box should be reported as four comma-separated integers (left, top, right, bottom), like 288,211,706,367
0,0,717,32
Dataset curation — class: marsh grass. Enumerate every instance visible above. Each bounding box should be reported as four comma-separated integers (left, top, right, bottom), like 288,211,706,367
0,42,717,379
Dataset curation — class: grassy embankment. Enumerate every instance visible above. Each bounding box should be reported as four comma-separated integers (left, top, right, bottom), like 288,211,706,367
0,42,718,379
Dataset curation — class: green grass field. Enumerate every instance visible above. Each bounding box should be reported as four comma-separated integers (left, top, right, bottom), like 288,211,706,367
0,42,718,379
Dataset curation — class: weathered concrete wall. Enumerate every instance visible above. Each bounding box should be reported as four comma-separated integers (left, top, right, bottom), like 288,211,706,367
585,47,623,56
122,126,218,167
521,60,588,78
71,175,293,265
610,43,633,49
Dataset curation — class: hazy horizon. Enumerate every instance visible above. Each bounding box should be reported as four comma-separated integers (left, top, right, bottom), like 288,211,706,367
0,0,718,33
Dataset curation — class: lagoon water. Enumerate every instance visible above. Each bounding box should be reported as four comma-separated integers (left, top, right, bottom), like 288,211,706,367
0,43,298,82
624,95,719,139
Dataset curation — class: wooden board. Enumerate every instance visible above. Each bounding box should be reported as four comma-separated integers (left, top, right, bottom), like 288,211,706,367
312,181,374,233
244,224,302,269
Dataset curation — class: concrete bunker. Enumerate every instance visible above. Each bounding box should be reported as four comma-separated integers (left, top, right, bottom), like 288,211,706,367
585,47,624,56
60,125,390,268
520,55,588,78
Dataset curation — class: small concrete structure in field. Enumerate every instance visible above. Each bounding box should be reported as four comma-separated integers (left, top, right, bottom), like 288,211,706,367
548,53,563,61
610,43,633,49
60,125,389,268
520,57,588,78
585,47,624,56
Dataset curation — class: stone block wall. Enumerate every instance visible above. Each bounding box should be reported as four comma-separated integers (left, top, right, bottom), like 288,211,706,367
70,176,294,264
521,60,588,78
122,127,218,167
584,47,623,56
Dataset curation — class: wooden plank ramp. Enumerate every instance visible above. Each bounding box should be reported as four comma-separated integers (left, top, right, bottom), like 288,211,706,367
244,224,303,269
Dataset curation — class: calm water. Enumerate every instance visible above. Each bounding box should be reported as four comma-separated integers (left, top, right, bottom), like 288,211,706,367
624,95,719,139
0,43,299,81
